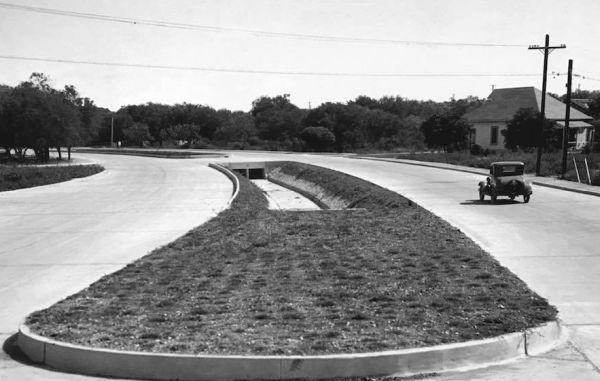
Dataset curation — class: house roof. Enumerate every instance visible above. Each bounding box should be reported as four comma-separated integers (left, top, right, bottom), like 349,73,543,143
464,87,592,123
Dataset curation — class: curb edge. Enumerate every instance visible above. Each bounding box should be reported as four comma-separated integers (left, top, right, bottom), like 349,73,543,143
17,321,563,380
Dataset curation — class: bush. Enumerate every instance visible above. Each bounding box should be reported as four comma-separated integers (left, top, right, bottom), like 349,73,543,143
470,144,483,155
300,126,336,152
3,171,21,182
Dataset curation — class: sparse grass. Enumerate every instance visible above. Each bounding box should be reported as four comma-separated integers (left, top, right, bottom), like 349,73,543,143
0,164,104,192
26,162,556,356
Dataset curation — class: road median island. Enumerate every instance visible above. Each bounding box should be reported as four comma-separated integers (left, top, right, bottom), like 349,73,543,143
19,161,558,379
73,147,227,159
0,163,104,192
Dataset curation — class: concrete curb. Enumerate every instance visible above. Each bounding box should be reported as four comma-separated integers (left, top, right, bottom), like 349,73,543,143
528,180,600,197
17,321,563,380
354,156,489,176
357,156,600,197
208,163,240,205
266,174,330,210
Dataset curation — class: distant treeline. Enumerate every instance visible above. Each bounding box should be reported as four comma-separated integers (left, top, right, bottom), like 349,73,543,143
4,73,600,162
91,93,486,153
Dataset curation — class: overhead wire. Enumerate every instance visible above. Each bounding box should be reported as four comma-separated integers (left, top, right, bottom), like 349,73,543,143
0,2,529,48
573,73,600,82
0,54,542,78
552,72,600,82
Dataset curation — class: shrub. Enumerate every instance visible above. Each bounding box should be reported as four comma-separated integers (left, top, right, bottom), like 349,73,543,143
470,144,483,155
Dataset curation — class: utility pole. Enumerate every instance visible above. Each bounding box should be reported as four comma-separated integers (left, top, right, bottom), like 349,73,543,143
110,117,114,148
561,59,573,179
529,34,566,176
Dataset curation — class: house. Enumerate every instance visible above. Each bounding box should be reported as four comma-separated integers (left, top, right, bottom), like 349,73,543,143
464,87,594,150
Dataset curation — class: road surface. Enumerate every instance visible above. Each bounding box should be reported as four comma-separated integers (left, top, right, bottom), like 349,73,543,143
2,151,600,380
0,154,232,380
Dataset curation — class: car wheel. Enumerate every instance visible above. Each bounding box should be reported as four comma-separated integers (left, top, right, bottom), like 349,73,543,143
524,194,530,203
509,195,516,200
491,194,497,204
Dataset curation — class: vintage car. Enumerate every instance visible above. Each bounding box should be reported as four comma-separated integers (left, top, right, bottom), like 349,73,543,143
478,161,532,203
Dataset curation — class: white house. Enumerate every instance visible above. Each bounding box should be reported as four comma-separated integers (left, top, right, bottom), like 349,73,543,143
464,87,594,150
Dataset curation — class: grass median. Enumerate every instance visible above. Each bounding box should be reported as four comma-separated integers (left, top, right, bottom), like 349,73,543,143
26,161,556,355
0,164,104,192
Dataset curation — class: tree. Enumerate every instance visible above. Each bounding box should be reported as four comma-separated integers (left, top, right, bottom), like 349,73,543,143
94,110,130,146
166,103,221,140
251,94,304,142
160,123,203,146
421,111,471,152
213,112,257,144
123,122,152,147
359,108,402,146
502,108,557,150
124,103,170,145
300,126,336,151
396,115,426,149
0,74,82,161
0,87,17,157
303,102,364,151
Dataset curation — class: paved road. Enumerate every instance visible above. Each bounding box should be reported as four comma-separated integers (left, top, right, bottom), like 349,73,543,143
0,154,232,380
2,151,600,380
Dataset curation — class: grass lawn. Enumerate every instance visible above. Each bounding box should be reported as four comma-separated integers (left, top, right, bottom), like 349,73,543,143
26,162,556,355
73,147,224,158
374,150,600,185
0,164,104,192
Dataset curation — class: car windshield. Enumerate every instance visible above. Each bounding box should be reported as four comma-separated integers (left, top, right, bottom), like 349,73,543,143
495,165,523,176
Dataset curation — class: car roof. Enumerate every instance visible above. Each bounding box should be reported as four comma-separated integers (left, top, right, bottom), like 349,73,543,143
491,161,525,166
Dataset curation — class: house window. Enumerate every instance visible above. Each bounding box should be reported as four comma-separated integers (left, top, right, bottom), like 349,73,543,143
490,126,499,146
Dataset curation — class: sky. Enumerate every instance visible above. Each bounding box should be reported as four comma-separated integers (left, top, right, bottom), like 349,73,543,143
1,0,599,112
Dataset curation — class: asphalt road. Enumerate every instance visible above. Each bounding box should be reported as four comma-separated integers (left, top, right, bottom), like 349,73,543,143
1,151,600,380
0,154,232,380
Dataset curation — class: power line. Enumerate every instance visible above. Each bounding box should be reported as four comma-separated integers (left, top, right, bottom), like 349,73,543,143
553,72,600,82
0,54,542,78
0,2,529,48
573,73,600,82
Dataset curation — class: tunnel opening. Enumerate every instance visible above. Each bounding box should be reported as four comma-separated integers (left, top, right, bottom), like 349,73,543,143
248,168,265,179
223,162,267,179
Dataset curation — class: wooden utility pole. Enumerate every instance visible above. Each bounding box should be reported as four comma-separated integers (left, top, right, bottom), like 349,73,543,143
529,35,566,176
561,59,573,178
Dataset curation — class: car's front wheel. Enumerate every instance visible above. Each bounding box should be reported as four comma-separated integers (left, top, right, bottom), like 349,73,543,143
491,194,497,203
524,194,530,203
